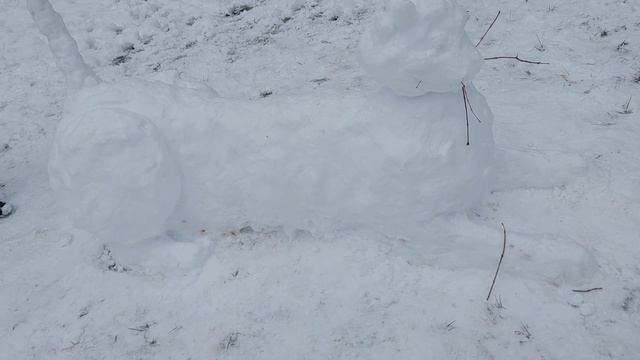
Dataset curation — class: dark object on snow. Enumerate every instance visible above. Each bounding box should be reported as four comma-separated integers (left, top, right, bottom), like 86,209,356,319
0,201,13,218
225,5,253,17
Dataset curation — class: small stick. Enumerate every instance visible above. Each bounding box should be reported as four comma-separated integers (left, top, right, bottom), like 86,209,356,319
484,55,549,65
446,320,456,327
462,83,482,123
572,287,603,293
476,11,501,47
461,83,470,146
487,223,507,301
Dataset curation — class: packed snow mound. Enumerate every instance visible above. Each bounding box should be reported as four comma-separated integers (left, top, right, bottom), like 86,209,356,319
49,107,181,242
32,0,495,247
49,79,494,244
358,0,482,95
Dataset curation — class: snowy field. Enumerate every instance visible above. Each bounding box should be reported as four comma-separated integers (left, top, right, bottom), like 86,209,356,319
1,0,639,358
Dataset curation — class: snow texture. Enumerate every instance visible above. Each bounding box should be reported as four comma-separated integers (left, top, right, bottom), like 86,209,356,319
39,0,494,246
3,0,638,358
358,0,482,95
48,107,181,242
51,77,494,247
26,0,99,89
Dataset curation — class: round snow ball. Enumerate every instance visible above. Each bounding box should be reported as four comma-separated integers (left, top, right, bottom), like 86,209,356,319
357,0,483,95
49,108,181,243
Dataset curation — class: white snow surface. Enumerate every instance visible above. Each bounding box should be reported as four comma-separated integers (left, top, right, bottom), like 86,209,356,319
358,0,482,95
26,0,99,89
49,105,182,242
1,0,640,359
51,79,494,246
42,0,494,246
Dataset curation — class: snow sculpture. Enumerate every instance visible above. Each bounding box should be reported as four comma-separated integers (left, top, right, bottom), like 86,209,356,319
48,107,181,242
28,0,494,253
358,0,482,95
26,0,99,89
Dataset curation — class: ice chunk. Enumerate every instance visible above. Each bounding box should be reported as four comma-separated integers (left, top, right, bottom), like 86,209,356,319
358,0,482,95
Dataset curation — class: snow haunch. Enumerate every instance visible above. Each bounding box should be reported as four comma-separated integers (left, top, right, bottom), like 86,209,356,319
28,0,495,250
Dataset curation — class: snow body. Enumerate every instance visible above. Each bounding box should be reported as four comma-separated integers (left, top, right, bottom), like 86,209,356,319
51,79,493,243
34,0,494,245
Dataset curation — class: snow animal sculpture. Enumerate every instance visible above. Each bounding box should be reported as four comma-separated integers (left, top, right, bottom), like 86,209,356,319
28,0,495,250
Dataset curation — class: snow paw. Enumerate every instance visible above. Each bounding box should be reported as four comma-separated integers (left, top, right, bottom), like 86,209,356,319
505,232,599,286
404,219,599,287
106,235,214,276
493,148,588,191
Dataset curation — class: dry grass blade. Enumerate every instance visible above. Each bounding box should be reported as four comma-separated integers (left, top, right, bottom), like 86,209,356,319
487,223,507,301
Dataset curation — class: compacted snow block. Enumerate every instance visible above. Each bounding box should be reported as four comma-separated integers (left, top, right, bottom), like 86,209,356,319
358,0,482,95
29,0,494,247
48,107,181,242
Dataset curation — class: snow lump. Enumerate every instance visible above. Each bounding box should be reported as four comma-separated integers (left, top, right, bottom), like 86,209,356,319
358,0,483,96
33,0,495,250
48,107,181,243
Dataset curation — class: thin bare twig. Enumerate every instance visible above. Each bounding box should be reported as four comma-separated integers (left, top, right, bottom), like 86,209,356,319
572,287,603,293
444,320,456,332
476,11,501,47
461,83,470,146
484,55,549,65
487,223,507,301
462,83,482,123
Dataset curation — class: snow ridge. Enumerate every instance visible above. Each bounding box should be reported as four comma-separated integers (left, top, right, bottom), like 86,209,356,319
26,0,100,89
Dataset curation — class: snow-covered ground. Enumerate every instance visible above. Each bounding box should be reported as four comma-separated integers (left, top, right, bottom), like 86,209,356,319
1,0,639,358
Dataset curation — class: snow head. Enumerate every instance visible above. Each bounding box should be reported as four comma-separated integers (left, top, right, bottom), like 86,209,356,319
358,0,482,95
